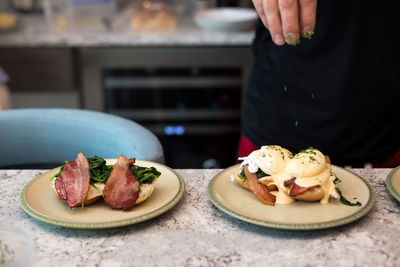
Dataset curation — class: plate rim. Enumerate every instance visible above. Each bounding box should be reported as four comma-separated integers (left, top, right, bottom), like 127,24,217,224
386,166,400,202
207,164,375,230
20,160,185,229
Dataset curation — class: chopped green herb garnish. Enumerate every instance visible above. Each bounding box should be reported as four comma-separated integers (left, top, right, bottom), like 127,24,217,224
334,177,342,184
292,39,301,46
298,147,317,155
304,31,314,39
335,187,361,206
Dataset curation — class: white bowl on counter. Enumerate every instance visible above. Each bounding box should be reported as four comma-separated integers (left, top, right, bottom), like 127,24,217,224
194,8,258,32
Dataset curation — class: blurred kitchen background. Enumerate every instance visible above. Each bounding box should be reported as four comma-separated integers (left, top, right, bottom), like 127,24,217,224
0,0,257,169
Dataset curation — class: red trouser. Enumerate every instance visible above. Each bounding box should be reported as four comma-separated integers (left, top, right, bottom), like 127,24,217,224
237,134,400,168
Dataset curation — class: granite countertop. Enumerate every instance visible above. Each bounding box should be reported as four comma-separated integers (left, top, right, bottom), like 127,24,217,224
1,168,400,267
0,14,254,48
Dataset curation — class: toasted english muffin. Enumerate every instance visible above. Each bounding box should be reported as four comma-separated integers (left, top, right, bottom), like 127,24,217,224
233,172,277,191
233,173,250,190
136,178,158,204
51,179,105,206
293,186,325,202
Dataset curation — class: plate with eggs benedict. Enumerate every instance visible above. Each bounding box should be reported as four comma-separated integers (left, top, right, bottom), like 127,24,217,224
208,146,375,230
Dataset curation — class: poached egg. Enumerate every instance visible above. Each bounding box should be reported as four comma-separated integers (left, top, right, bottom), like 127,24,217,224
238,145,292,175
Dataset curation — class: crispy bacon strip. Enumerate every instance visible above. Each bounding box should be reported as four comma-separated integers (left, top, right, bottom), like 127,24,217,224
284,177,296,187
103,155,139,211
289,183,320,197
55,176,67,201
60,152,91,208
244,165,276,206
325,155,331,164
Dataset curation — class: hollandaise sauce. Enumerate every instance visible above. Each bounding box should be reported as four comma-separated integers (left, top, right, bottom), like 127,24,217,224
236,145,340,205
270,190,295,204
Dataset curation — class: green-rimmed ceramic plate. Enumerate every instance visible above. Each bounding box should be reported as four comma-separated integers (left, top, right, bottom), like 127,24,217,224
20,159,185,229
386,166,400,202
208,165,375,230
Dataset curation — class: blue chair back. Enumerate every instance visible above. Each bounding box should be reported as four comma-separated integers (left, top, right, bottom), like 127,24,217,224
0,108,164,168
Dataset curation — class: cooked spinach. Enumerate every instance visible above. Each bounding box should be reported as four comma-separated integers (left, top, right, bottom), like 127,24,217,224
49,156,112,184
88,156,113,183
50,155,161,185
238,168,270,182
334,177,342,184
335,187,361,206
50,163,66,181
256,169,270,179
131,165,161,185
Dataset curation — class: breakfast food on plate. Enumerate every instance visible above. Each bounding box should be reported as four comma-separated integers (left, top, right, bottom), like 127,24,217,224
232,145,341,206
282,147,336,203
52,152,91,208
103,155,140,211
51,153,161,211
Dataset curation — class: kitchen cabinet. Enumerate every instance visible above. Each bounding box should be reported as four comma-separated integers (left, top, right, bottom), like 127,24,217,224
0,48,75,92
0,48,80,108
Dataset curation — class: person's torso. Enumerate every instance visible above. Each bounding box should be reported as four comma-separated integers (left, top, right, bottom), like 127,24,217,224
243,0,400,166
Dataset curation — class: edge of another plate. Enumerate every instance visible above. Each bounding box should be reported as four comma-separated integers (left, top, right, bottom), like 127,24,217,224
386,166,400,202
207,165,375,230
20,161,185,229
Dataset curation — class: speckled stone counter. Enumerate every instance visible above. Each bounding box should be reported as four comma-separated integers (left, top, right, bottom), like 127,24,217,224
0,15,254,47
1,168,400,267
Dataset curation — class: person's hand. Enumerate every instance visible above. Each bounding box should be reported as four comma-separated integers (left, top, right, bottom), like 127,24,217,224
252,0,317,46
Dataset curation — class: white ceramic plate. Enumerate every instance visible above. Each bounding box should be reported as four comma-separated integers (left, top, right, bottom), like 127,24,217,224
386,166,400,202
208,165,375,230
20,160,185,229
194,8,258,32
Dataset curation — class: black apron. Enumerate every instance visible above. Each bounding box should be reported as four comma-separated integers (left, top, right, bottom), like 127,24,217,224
243,0,400,166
